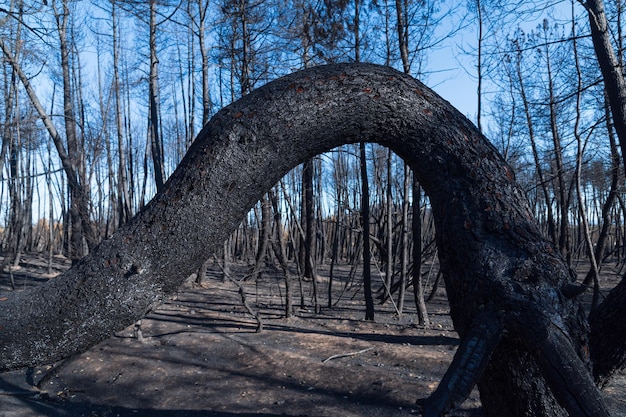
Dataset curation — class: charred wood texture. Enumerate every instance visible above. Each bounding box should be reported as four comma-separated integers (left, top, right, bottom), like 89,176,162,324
590,275,626,387
0,63,615,416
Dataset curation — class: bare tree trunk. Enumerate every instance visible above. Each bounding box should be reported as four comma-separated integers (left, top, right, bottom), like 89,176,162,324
0,5,19,197
184,3,195,149
2,16,22,273
394,0,409,73
56,0,87,260
301,159,319,312
0,11,95,264
149,0,165,193
280,178,313,310
240,0,251,95
514,40,557,244
543,22,571,264
111,0,132,227
585,0,626,172
585,93,621,286
123,58,138,212
578,5,626,382
398,163,410,317
301,160,315,280
571,10,600,310
590,274,626,387
7,98,24,269
270,189,293,318
251,195,271,281
412,176,429,326
55,0,95,261
385,148,394,293
328,203,340,309
360,142,374,321
46,141,56,272
475,0,483,132
196,0,212,125
329,149,347,308
0,64,613,417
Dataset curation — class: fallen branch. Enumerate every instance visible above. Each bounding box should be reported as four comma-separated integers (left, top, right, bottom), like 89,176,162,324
213,255,263,333
322,347,374,363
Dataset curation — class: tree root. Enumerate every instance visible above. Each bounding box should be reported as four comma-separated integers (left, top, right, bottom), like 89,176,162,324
417,312,503,417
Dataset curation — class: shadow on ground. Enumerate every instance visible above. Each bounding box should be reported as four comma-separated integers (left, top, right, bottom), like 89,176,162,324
2,258,623,417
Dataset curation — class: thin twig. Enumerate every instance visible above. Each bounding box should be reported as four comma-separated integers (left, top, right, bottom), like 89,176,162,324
322,347,374,363
213,255,263,333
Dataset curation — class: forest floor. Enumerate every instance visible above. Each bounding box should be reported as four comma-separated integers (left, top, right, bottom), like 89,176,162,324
1,253,625,417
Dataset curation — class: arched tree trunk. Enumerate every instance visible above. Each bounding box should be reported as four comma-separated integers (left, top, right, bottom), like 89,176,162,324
0,63,616,416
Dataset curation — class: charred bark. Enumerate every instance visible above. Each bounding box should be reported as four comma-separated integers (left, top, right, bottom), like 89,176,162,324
590,275,626,387
360,142,375,321
412,178,429,327
0,63,615,416
584,0,626,172
250,194,271,281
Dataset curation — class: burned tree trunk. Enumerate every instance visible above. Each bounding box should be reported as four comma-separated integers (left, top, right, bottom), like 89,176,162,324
0,63,616,416
590,275,626,388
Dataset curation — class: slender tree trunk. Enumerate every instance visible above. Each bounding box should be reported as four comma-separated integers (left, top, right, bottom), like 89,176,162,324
46,141,55,271
585,93,621,286
392,0,429,320
0,11,18,194
585,0,626,172
56,0,93,261
543,23,570,264
585,0,626,375
149,0,165,192
398,163,410,316
385,149,394,293
571,8,600,309
197,0,212,125
394,0,409,73
2,17,20,271
270,189,293,318
240,0,251,95
185,2,195,147
251,195,271,281
514,40,557,244
301,161,316,280
412,177,429,326
360,142,374,321
590,274,626,387
280,178,315,311
476,0,483,132
112,0,131,227
329,150,347,308
301,160,319,312
123,58,137,212
7,96,23,270
328,204,340,309
354,0,360,62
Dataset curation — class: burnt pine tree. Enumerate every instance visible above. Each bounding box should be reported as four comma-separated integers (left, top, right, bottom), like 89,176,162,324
583,0,626,388
0,64,620,416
